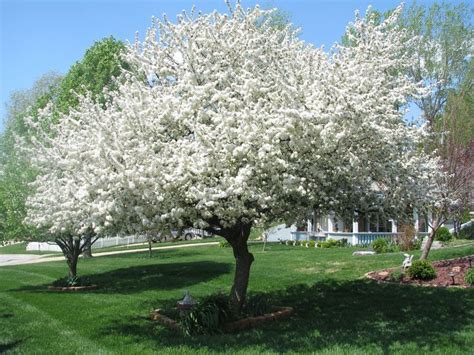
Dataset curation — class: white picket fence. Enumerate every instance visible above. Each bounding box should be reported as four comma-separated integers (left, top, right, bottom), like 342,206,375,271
92,235,149,249
25,229,213,252
26,235,150,252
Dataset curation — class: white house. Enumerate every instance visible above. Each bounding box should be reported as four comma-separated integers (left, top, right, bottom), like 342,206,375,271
266,209,432,246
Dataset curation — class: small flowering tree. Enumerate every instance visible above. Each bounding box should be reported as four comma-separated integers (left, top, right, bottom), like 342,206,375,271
24,3,438,309
418,145,473,260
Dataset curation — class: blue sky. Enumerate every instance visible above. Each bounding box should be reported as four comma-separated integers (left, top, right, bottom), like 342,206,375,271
0,0,448,132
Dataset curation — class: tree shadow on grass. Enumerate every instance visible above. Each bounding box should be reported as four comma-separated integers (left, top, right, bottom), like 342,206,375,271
12,261,231,294
96,247,203,260
0,340,23,354
102,279,474,353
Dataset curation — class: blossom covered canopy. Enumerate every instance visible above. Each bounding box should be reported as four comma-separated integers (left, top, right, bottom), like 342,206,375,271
24,4,439,237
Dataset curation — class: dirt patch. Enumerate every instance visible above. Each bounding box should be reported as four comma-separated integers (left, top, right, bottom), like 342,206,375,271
367,256,473,288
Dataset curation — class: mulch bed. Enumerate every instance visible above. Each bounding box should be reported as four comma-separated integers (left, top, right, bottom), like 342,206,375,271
366,255,473,288
47,285,98,291
150,306,294,333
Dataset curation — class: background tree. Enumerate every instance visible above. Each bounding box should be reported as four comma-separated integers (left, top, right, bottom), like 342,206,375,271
24,4,438,310
435,58,474,237
0,72,62,245
398,1,473,258
401,1,472,126
0,37,128,254
54,36,129,258
367,1,473,258
55,36,130,115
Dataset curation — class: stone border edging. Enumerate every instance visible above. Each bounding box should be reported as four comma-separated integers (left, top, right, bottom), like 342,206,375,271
223,306,294,332
150,306,294,333
47,285,98,291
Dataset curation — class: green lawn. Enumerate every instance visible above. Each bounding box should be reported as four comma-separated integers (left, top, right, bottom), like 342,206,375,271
95,236,226,253
1,243,473,354
445,239,474,247
0,237,224,255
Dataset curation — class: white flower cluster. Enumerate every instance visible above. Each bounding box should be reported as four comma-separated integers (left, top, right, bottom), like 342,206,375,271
22,4,442,237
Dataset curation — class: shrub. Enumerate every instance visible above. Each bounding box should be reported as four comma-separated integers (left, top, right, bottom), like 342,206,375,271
387,241,400,253
180,293,233,335
308,240,316,248
435,227,452,242
459,224,474,240
219,240,231,248
398,224,417,251
243,293,271,317
371,238,389,253
407,260,437,280
388,270,405,282
465,268,474,286
326,238,348,247
317,239,345,248
412,238,422,250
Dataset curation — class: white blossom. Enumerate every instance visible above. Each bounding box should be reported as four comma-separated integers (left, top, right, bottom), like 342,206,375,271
22,3,441,237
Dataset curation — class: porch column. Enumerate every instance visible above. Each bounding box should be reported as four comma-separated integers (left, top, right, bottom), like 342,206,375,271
352,214,359,246
427,211,433,233
390,219,397,233
307,217,313,234
413,209,419,232
327,214,334,233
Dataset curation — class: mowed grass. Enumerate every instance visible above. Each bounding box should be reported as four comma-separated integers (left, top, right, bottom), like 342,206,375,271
0,243,473,354
0,237,225,255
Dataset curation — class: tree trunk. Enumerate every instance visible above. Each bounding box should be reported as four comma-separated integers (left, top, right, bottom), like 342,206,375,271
453,218,461,238
67,255,78,278
420,217,441,260
227,223,253,312
56,235,82,279
82,235,93,258
148,239,153,258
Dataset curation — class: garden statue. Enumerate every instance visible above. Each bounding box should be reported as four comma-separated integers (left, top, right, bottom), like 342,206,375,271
402,254,414,269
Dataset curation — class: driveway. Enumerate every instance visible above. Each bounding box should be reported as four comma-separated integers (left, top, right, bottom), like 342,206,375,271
0,254,61,267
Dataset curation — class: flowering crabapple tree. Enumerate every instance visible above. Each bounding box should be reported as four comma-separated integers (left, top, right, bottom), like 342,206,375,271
417,146,473,260
24,3,439,308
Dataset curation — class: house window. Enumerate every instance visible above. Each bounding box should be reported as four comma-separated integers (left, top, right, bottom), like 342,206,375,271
317,215,328,232
369,213,378,232
378,218,391,232
358,214,368,232
418,214,429,233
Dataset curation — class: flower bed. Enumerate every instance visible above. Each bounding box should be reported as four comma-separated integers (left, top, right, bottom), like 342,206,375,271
48,276,97,291
366,256,473,288
150,306,294,334
48,284,98,291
